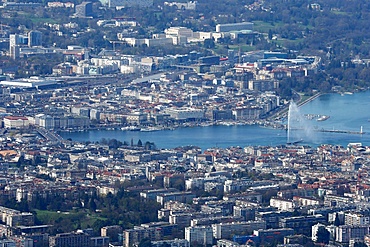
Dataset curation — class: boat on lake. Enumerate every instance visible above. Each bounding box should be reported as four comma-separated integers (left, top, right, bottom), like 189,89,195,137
317,115,330,121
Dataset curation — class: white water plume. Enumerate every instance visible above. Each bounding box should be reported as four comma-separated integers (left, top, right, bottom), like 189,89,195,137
287,101,317,144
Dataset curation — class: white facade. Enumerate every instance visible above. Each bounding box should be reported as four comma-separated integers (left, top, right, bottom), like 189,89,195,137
165,107,204,120
212,221,266,239
335,225,370,243
164,1,197,10
345,212,370,226
270,197,296,211
0,77,58,88
185,226,213,246
216,22,254,33
9,34,20,59
188,32,213,43
165,27,193,38
108,0,153,8
3,116,29,129
145,38,174,47
312,223,326,242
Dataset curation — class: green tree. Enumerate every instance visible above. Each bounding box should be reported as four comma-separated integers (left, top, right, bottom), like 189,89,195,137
354,242,367,247
334,214,341,226
88,198,97,212
204,38,215,49
139,238,152,247
268,29,273,40
316,227,330,244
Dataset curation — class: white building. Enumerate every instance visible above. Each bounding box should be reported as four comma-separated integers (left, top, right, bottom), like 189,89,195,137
345,212,370,226
3,116,29,129
145,38,174,47
165,107,205,120
185,226,213,246
335,225,370,243
0,77,58,88
108,0,153,8
270,197,296,211
9,34,20,60
165,27,193,38
189,32,213,43
223,179,252,193
312,223,327,242
232,106,261,120
216,22,254,33
164,1,197,10
212,221,266,239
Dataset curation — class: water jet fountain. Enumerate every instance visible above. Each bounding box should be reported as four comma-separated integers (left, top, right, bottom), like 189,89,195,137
287,100,316,144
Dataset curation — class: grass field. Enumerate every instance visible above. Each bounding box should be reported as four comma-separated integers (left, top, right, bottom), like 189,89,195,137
253,21,284,33
35,209,108,230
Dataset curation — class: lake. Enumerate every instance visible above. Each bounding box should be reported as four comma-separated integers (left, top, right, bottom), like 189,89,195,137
60,91,370,149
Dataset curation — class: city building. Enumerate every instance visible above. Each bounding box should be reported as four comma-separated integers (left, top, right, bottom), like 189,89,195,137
3,116,29,129
0,206,34,227
233,206,255,221
28,30,42,47
280,215,326,235
152,239,189,247
345,212,370,226
101,225,122,243
164,1,197,10
108,0,153,8
157,192,196,205
9,34,20,59
270,197,296,212
75,2,93,17
212,221,266,239
248,79,275,91
124,227,158,247
311,223,327,242
335,225,370,243
49,232,91,247
164,107,205,121
185,226,213,246
254,228,294,245
0,77,59,89
216,22,254,33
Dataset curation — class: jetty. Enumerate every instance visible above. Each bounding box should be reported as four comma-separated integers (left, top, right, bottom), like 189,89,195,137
317,129,365,135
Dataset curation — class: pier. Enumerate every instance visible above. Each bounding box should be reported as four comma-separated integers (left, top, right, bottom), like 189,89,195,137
282,125,365,135
317,128,365,135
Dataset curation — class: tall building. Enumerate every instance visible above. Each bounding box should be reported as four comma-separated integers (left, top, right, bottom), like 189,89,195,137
9,34,20,59
185,226,213,246
75,2,93,17
28,30,42,47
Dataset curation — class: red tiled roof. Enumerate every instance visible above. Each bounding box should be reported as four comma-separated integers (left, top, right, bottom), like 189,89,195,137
4,116,28,120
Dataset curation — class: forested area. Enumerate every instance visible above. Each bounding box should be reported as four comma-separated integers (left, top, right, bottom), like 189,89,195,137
0,182,161,234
